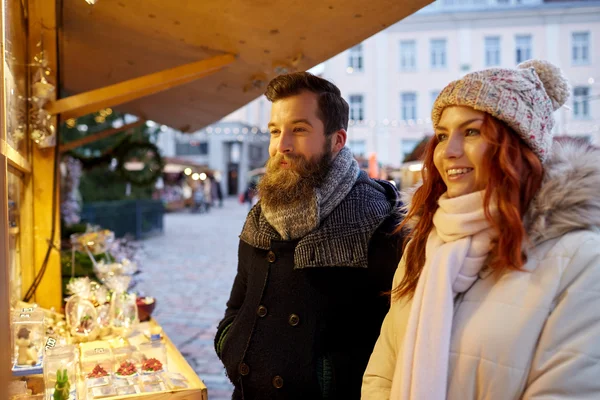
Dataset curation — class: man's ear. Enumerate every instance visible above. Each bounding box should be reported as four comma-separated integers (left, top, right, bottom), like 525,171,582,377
332,129,347,153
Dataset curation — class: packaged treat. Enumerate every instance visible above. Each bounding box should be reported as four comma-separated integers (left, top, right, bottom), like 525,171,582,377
139,373,163,384
163,371,188,389
89,386,117,398
43,351,77,400
12,308,44,374
116,385,141,395
85,376,110,388
115,360,138,377
80,346,113,379
87,364,109,379
138,341,167,373
141,382,166,393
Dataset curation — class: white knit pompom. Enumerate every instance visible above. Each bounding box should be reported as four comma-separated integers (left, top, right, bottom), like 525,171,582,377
518,59,570,111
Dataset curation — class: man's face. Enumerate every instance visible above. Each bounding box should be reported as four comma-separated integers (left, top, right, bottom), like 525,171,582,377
267,90,331,164
258,91,334,207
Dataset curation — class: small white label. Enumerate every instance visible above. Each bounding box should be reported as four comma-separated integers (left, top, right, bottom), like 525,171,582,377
94,348,106,354
45,337,57,350
19,313,30,318
21,307,34,313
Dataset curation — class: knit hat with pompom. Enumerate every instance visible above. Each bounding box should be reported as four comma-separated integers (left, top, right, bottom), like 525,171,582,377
431,59,570,162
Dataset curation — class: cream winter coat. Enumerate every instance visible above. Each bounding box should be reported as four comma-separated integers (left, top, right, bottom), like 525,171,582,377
363,140,600,400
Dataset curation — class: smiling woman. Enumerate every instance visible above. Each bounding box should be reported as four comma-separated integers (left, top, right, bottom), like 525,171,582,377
363,60,600,400
433,107,489,199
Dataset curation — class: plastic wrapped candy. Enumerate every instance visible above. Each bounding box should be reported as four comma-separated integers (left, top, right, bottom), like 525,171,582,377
12,307,44,375
138,342,167,374
65,295,99,343
109,292,139,337
93,260,136,283
67,277,112,338
70,229,115,255
43,348,77,400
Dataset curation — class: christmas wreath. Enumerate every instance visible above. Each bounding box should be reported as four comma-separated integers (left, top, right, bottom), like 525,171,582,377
114,141,164,187
65,138,164,187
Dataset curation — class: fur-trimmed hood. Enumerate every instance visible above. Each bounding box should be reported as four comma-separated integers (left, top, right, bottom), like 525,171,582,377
400,140,600,247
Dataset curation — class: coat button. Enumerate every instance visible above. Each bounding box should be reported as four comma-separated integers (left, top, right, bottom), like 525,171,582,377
272,375,284,389
257,305,268,318
239,362,250,376
267,251,276,263
288,314,300,326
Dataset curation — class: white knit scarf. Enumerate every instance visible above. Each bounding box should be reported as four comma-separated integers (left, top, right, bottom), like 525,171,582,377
391,190,498,400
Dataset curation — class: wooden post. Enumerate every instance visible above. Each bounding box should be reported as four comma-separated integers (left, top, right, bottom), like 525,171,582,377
28,0,62,310
0,0,12,392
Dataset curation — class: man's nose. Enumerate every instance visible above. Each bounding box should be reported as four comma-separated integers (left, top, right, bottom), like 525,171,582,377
277,130,293,154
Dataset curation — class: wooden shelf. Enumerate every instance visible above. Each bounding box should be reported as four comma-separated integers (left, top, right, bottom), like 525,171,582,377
0,139,31,174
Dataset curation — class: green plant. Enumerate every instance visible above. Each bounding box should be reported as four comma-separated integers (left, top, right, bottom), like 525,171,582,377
53,369,70,400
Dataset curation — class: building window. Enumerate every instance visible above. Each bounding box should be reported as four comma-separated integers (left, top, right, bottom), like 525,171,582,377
485,36,501,67
515,35,532,64
401,92,417,121
430,90,441,109
175,141,209,156
348,44,364,72
572,32,590,65
573,87,590,119
349,95,364,121
400,40,417,71
430,39,447,69
349,140,367,157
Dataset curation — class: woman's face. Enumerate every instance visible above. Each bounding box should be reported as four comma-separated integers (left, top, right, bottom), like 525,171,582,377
433,106,491,198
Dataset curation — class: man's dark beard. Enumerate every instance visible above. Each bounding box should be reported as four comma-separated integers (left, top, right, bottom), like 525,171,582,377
258,146,333,210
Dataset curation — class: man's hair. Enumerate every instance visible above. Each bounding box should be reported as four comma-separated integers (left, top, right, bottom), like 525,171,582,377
265,72,349,136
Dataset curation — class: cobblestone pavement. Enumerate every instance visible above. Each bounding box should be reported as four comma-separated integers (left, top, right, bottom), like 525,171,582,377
136,198,251,400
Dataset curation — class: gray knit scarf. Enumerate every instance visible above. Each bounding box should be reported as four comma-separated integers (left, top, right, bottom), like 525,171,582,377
240,168,397,268
261,146,360,240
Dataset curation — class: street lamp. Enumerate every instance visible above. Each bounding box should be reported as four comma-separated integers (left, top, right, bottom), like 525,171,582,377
192,173,200,181
184,168,192,176
199,173,207,181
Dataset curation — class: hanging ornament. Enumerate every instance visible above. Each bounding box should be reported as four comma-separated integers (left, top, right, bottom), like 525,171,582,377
29,49,57,148
31,77,55,108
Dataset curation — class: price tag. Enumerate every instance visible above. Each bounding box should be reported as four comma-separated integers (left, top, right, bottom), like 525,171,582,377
94,348,106,354
19,313,30,318
45,337,57,350
21,307,34,313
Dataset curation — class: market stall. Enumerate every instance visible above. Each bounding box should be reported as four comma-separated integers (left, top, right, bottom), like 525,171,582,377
1,0,433,398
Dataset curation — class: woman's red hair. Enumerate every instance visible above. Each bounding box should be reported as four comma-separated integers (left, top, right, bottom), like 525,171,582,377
393,113,543,301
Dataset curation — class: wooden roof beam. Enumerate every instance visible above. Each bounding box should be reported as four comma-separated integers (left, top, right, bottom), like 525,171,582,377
46,53,236,120
59,119,146,153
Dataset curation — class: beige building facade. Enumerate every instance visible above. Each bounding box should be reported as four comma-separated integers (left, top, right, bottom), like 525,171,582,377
322,0,600,167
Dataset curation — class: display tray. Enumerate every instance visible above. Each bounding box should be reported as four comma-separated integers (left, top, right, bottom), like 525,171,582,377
9,319,207,400
88,319,207,400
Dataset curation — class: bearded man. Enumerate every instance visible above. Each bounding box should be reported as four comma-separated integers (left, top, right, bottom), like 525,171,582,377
215,72,403,400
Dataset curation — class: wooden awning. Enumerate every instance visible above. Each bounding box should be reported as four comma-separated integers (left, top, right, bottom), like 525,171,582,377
57,0,433,133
